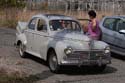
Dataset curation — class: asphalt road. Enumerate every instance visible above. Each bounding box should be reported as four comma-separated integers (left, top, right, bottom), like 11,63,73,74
0,28,125,83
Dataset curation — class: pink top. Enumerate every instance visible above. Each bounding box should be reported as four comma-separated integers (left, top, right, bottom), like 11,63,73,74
88,20,101,40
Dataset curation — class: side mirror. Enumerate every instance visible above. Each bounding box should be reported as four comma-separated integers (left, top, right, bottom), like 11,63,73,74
119,30,125,34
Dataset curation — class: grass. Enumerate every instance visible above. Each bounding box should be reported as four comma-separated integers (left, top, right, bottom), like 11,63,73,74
0,64,43,83
0,74,27,83
0,74,40,83
0,68,40,83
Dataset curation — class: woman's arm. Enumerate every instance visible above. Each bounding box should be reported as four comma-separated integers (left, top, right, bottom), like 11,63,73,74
92,19,97,31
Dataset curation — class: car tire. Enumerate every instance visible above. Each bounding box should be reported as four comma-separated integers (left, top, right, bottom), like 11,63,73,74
48,51,60,73
19,43,26,58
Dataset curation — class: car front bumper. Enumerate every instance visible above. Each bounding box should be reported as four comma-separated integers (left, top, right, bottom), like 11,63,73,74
61,58,111,66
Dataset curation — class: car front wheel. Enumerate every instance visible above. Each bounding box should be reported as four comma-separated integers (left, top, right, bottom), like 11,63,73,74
48,51,60,73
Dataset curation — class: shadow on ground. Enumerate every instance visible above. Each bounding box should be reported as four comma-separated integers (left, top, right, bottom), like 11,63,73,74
22,65,117,83
57,65,117,75
26,53,48,66
18,53,117,83
26,54,117,75
23,70,54,82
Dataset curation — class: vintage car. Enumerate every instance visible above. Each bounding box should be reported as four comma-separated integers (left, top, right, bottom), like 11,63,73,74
99,16,125,56
16,14,111,73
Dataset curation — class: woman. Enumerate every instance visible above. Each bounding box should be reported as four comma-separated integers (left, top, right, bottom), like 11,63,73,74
87,10,101,40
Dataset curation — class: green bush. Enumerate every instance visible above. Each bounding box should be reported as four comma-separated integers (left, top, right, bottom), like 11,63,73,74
0,0,26,8
0,74,32,83
0,18,17,28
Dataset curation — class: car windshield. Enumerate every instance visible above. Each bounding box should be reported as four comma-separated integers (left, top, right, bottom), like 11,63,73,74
49,20,82,32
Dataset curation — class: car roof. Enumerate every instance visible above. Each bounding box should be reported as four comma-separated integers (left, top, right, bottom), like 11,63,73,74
105,15,125,19
32,14,75,21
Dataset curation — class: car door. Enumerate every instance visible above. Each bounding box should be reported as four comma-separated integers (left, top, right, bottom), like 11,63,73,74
33,18,49,59
113,19,125,52
24,18,37,52
101,18,117,46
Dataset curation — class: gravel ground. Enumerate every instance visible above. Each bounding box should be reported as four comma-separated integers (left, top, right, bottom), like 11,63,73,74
0,28,125,83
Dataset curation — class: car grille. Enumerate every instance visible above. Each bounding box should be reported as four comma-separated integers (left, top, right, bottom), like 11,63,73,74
89,51,104,60
66,50,105,60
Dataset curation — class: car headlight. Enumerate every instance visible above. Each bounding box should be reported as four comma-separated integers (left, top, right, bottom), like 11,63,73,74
64,47,73,55
104,46,110,54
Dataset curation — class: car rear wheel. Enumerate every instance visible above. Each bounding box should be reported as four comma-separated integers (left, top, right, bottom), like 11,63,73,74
48,51,60,73
19,43,26,58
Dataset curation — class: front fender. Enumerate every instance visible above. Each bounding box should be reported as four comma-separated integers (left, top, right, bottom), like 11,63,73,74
93,41,109,49
16,33,27,45
48,40,68,65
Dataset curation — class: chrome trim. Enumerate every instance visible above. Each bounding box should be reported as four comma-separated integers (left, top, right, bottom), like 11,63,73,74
62,49,111,66
61,59,111,66
64,50,109,60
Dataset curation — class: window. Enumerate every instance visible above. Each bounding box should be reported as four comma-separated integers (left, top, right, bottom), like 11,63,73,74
49,20,81,32
116,20,125,31
28,18,37,30
49,20,63,30
72,21,81,31
103,18,121,31
37,19,47,31
103,18,116,30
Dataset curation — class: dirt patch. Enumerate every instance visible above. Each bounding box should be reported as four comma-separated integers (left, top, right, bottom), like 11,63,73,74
0,64,27,77
0,64,32,83
0,28,50,83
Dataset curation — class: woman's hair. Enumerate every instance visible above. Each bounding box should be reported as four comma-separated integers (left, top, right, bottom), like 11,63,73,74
88,10,96,18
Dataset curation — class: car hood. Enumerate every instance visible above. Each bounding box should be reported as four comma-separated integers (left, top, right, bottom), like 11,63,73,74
50,30,108,50
50,30,91,42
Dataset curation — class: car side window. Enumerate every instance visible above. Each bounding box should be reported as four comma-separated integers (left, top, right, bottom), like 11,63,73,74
72,21,81,31
103,18,116,31
116,20,125,31
28,18,37,30
37,19,47,32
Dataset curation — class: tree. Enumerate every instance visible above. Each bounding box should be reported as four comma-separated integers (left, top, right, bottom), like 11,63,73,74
0,0,26,8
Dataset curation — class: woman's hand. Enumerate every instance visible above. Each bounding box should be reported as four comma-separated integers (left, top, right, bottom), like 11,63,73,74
82,24,88,33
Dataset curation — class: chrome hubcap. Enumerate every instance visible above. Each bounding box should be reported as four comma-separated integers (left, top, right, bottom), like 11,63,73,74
49,55,58,71
19,44,24,56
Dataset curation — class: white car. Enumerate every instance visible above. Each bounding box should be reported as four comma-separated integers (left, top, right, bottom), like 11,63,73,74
100,16,125,56
15,14,111,73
